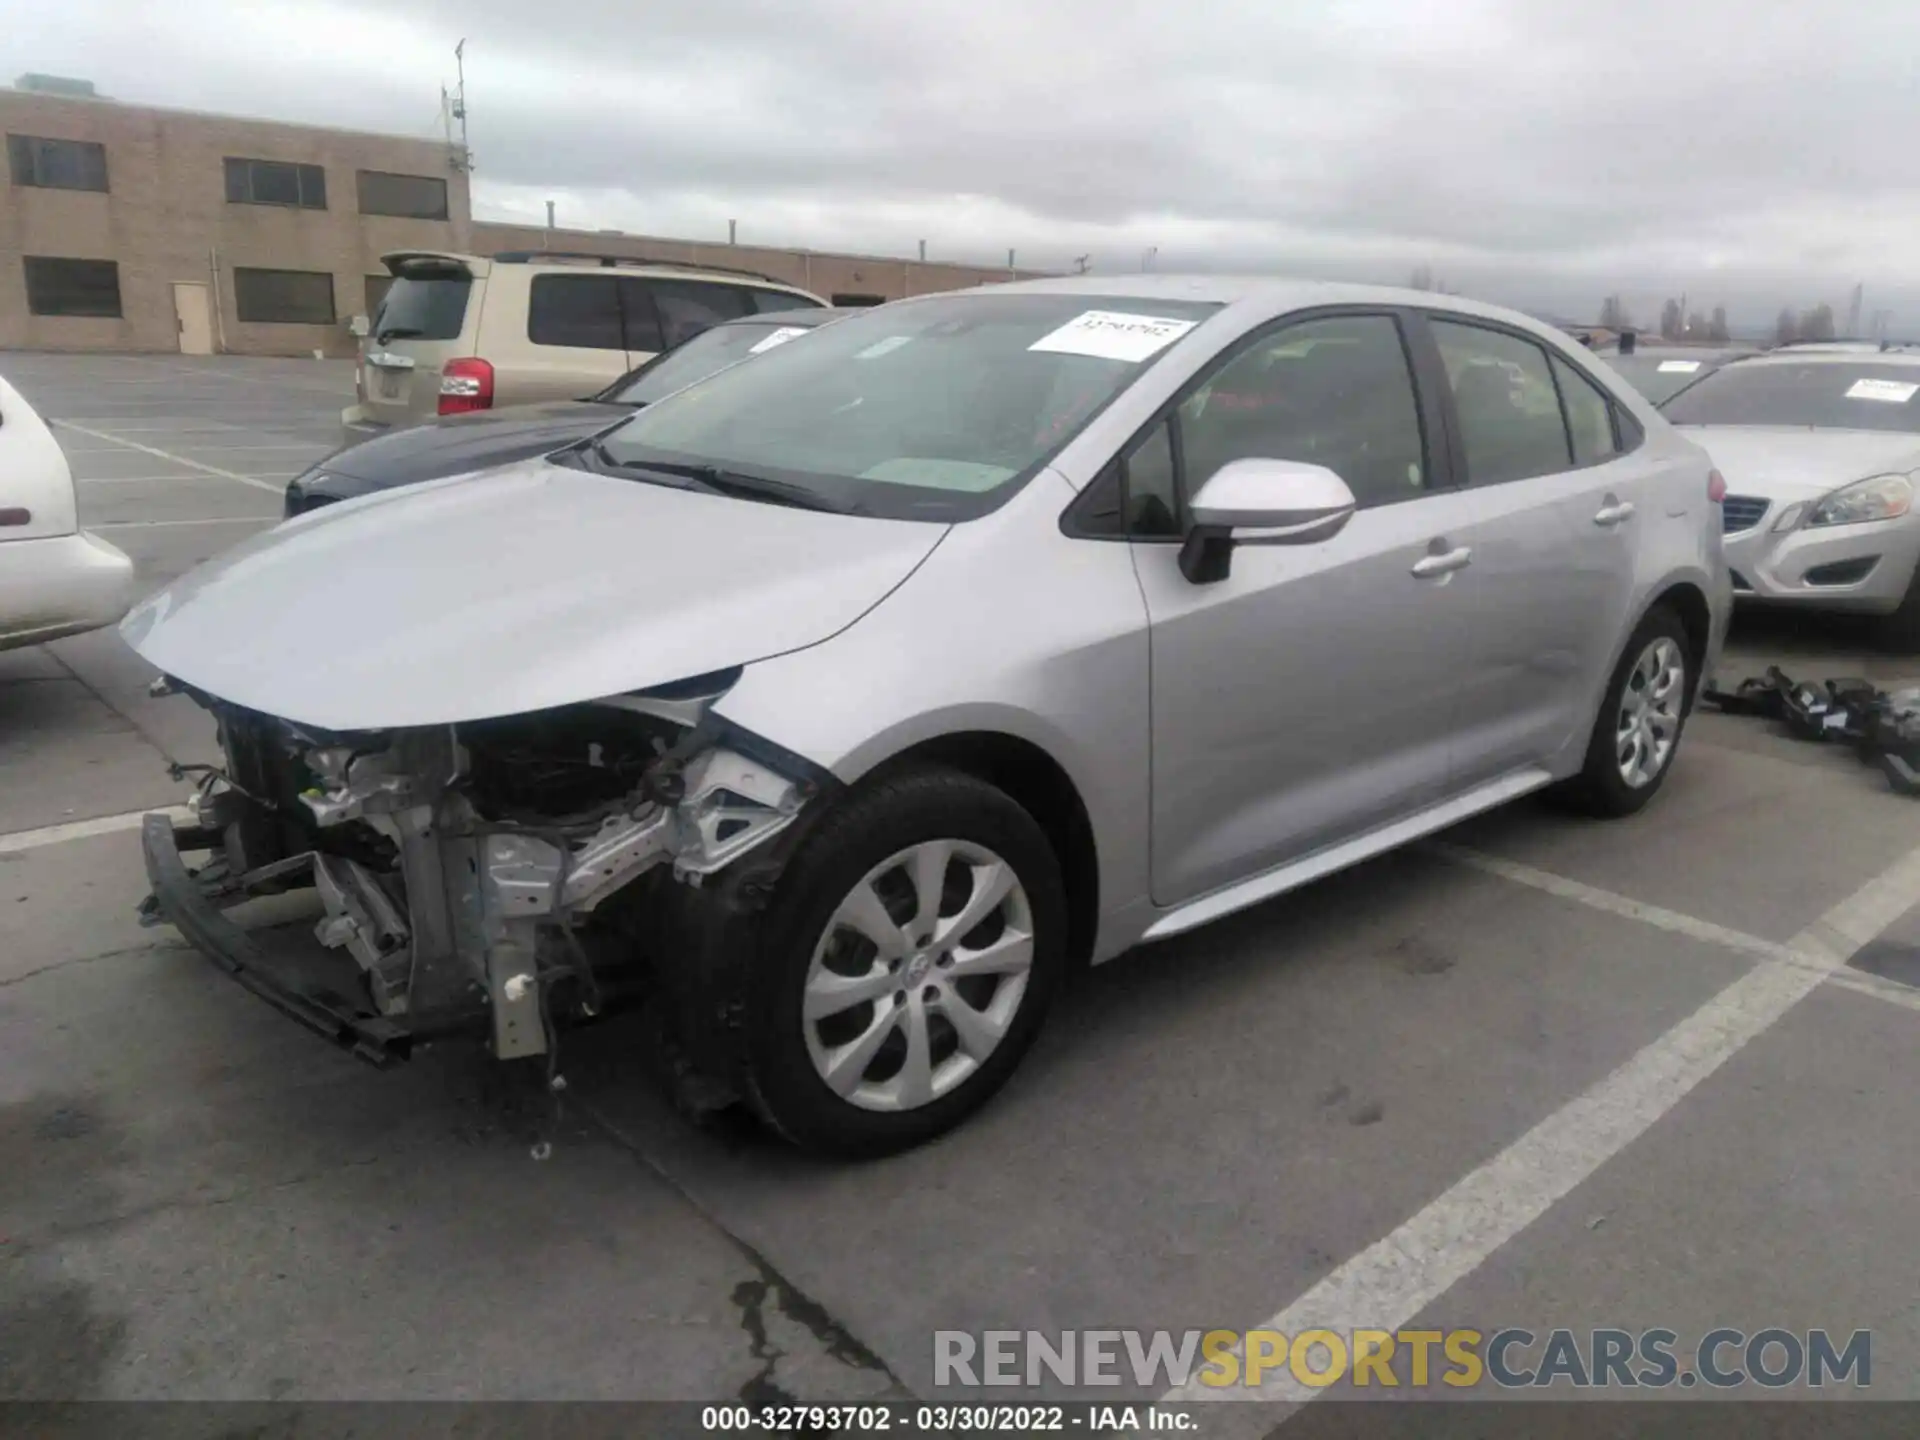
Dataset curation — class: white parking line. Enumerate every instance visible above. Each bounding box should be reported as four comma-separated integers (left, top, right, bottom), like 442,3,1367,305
49,420,286,495
1162,837,1920,1424
90,517,280,529
0,806,190,857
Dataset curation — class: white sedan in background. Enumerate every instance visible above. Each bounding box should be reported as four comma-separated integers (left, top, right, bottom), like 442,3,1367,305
1661,350,1920,647
0,374,136,653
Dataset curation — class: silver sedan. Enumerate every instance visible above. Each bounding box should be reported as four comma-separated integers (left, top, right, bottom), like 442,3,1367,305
125,276,1728,1156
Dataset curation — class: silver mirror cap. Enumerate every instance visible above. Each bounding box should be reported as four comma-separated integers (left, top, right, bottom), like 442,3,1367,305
1188,458,1358,544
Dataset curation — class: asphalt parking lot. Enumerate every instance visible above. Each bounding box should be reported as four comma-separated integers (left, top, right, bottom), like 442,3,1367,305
2,352,1918,1424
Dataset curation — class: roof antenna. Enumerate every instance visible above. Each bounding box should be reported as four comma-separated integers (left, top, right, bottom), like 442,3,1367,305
1618,330,1636,355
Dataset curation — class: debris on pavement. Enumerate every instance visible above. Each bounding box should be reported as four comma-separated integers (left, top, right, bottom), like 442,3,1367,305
1704,667,1920,795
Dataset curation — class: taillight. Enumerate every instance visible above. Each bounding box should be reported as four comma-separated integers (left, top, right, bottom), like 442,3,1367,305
1707,468,1726,503
438,358,494,416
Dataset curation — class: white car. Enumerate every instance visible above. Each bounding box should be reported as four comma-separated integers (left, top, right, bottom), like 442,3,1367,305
0,374,137,653
1661,350,1920,646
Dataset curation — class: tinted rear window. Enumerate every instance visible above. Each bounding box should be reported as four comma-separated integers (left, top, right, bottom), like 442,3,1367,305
612,320,817,405
374,271,470,342
1662,362,1920,433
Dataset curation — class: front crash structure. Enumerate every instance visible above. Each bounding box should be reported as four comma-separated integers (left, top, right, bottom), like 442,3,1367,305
137,673,824,1080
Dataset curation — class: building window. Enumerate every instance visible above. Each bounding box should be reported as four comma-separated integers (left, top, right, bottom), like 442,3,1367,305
224,156,327,209
233,267,336,325
23,257,123,317
356,170,449,220
7,134,109,192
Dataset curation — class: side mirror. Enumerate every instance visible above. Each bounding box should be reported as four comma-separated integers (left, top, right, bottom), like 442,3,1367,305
1180,459,1357,584
348,314,371,339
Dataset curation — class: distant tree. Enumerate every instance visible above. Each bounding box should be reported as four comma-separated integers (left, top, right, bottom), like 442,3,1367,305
1799,304,1837,341
1709,306,1730,342
1409,265,1435,291
1687,310,1709,338
1599,294,1632,330
1660,298,1683,339
1775,308,1799,345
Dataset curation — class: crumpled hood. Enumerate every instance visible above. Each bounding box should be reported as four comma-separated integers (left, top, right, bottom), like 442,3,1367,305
1679,425,1920,502
121,459,946,731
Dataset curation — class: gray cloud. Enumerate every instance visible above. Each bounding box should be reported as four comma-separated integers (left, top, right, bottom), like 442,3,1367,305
14,0,1920,328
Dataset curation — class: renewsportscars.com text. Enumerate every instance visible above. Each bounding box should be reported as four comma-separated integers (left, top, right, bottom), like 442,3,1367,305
934,1327,1872,1390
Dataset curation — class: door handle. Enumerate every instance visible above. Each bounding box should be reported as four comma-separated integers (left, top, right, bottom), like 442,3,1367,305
1594,501,1636,527
1411,545,1473,578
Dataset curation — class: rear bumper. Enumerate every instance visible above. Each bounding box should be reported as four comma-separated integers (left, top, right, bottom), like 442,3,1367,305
1722,510,1920,613
338,403,391,448
0,530,136,652
138,812,477,1066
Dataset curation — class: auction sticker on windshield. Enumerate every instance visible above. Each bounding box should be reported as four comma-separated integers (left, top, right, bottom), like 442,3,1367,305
1029,310,1199,363
748,327,810,355
1657,360,1701,373
1845,377,1919,403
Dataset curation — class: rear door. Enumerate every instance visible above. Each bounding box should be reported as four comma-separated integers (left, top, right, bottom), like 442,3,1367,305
635,279,757,360
507,273,658,407
359,256,478,427
1426,316,1648,786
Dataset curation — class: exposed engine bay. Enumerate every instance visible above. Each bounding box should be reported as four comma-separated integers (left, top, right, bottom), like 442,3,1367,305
140,670,823,1073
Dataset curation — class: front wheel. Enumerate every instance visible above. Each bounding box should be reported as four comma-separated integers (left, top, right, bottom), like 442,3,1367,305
742,766,1068,1158
1556,606,1693,817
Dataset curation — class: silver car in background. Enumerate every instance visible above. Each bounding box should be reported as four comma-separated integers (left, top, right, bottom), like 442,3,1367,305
125,277,1728,1156
1662,350,1920,646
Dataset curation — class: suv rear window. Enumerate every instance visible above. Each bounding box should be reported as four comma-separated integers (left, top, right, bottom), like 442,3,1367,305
373,270,470,343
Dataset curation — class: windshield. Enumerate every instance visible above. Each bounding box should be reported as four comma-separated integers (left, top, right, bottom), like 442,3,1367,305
609,319,819,405
1661,361,1920,433
594,292,1221,521
1606,354,1728,404
372,270,470,342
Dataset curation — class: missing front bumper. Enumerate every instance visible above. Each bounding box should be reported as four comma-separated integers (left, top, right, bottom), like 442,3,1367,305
138,813,483,1066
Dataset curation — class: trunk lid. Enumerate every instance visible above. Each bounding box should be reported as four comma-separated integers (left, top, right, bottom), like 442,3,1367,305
357,253,486,429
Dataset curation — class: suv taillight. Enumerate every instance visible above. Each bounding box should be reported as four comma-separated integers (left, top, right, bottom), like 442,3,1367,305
439,358,494,416
1707,468,1727,503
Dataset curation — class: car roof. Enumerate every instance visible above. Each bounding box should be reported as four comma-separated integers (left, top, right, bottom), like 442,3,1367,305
1610,345,1758,362
935,274,1588,344
1739,349,1920,369
378,248,821,293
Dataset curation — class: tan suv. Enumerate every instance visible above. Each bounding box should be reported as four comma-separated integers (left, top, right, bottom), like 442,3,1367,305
341,249,827,442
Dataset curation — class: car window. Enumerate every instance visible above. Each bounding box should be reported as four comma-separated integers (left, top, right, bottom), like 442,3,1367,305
528,274,625,350
748,288,823,314
596,291,1222,523
610,320,816,405
1125,420,1180,536
1551,354,1620,466
643,280,753,349
1660,362,1920,433
373,270,469,342
1431,320,1572,485
1175,315,1428,507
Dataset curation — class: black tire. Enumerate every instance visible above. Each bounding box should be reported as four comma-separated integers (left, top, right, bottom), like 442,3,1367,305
1555,605,1694,818
1879,560,1920,653
741,765,1068,1159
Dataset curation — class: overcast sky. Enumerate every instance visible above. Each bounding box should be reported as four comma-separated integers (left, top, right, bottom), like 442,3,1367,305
11,0,1920,329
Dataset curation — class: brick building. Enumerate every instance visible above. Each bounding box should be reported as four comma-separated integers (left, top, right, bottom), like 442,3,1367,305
1,76,1046,358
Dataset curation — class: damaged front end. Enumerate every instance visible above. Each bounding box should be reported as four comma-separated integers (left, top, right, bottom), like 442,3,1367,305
138,669,824,1079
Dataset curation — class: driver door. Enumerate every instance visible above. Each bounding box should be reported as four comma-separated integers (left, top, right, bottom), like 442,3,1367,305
1128,311,1485,906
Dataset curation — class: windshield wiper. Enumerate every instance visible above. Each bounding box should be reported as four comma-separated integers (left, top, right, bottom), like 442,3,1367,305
603,456,848,513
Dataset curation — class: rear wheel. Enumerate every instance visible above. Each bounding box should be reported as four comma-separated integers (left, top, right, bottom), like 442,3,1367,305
1556,606,1692,817
742,766,1067,1158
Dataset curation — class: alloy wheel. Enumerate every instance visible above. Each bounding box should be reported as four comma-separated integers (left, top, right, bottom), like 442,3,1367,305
1616,636,1686,789
801,838,1035,1113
